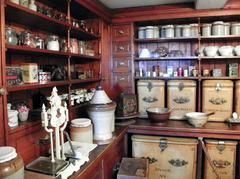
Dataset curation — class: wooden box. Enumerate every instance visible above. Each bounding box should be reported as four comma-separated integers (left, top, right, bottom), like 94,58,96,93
202,80,233,122
204,140,237,179
235,81,240,115
117,158,149,179
137,80,165,117
167,80,196,120
132,135,198,179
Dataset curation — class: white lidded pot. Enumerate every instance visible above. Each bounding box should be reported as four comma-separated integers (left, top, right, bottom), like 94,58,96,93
87,86,116,144
0,146,24,179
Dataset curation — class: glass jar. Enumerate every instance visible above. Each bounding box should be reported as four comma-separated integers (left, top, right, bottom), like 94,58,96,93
19,31,36,48
175,25,182,37
59,38,67,52
202,23,212,37
231,23,240,35
70,38,79,54
182,25,191,37
145,26,154,38
212,21,224,36
138,27,145,39
223,22,230,35
163,25,174,38
19,0,28,7
190,23,199,37
5,27,18,45
28,0,37,11
35,36,44,49
78,41,86,55
47,35,60,51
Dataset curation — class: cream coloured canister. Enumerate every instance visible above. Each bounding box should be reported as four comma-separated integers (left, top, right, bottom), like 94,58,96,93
21,63,38,83
212,21,224,36
202,24,212,37
231,23,240,35
137,80,165,117
167,80,197,120
234,81,240,115
202,80,233,122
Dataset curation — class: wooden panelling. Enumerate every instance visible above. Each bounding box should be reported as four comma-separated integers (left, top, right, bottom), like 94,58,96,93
112,24,132,41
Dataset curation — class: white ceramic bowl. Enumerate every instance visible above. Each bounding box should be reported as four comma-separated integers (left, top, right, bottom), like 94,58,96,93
234,45,240,56
204,46,218,57
139,48,151,58
219,46,233,56
185,112,208,127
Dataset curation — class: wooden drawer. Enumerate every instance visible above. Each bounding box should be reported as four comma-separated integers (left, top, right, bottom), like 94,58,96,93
112,24,132,41
113,72,132,88
112,41,131,56
113,57,131,72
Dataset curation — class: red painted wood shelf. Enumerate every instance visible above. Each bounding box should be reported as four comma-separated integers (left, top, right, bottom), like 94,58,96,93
5,1,69,36
135,56,198,61
134,37,198,43
200,56,240,59
8,120,41,134
70,26,100,40
70,78,101,84
70,52,101,60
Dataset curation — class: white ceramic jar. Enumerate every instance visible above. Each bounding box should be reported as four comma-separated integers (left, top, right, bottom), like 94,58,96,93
212,21,224,36
202,24,212,36
28,0,37,11
219,46,233,56
223,22,230,35
163,25,174,38
138,27,145,39
182,25,191,37
0,147,24,179
8,110,18,128
153,26,159,38
234,45,240,56
231,23,240,35
190,24,199,37
47,35,60,51
145,26,154,38
70,118,93,143
175,25,182,37
204,46,219,57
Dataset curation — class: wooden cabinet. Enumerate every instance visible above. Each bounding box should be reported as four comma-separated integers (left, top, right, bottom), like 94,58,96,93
112,24,132,41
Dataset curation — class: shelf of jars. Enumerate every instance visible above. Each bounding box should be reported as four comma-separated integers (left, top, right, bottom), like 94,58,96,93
134,37,198,43
134,76,240,80
134,56,198,61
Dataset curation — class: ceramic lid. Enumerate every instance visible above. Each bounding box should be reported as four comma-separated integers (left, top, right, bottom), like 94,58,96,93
213,21,224,25
71,118,91,127
89,86,112,105
0,147,17,163
202,23,212,27
162,25,174,28
231,22,240,26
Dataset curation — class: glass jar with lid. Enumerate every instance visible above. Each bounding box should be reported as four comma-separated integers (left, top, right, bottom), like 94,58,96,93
182,25,191,37
47,35,60,51
162,25,174,38
145,26,154,38
231,22,240,35
190,24,199,37
70,38,79,54
19,31,36,48
78,41,86,55
202,24,212,37
212,21,224,36
59,38,68,52
138,27,146,39
35,36,44,49
5,27,18,45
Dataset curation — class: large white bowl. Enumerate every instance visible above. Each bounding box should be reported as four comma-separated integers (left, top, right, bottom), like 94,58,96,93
234,45,240,56
186,112,208,127
219,46,233,56
204,46,218,57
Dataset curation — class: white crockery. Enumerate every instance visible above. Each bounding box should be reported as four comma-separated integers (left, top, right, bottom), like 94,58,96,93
219,46,234,56
186,112,208,127
234,45,240,56
139,48,151,58
204,46,219,57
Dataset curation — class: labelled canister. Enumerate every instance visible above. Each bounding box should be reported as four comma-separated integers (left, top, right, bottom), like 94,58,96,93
137,80,165,117
70,118,93,143
0,147,24,179
202,80,233,121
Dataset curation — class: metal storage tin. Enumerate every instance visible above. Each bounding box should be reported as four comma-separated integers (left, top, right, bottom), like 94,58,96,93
204,140,237,179
167,80,197,120
21,63,38,83
202,80,233,122
137,80,165,117
132,135,198,179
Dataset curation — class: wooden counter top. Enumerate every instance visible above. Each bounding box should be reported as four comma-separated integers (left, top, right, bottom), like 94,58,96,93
128,118,240,139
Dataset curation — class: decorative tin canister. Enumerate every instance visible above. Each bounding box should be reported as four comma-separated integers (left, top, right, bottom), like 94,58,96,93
202,80,233,122
21,63,38,83
132,135,198,179
167,80,196,120
137,80,165,117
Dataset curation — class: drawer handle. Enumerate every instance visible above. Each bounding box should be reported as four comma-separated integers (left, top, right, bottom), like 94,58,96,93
118,62,126,66
213,160,231,168
142,96,158,103
118,46,125,51
119,77,126,81
215,83,222,91
159,138,168,152
169,159,188,167
118,30,124,34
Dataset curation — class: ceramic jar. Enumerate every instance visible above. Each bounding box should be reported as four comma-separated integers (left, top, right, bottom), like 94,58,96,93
153,26,159,38
190,23,199,37
139,48,151,58
138,27,145,39
47,35,60,51
231,23,240,35
218,45,233,56
175,25,182,37
87,86,116,144
204,46,218,57
223,22,230,35
5,27,18,45
70,118,93,143
28,0,37,11
202,24,212,36
182,25,191,37
0,147,24,179
234,45,240,56
18,112,28,122
212,21,224,36
145,26,154,38
163,25,174,38
7,104,18,128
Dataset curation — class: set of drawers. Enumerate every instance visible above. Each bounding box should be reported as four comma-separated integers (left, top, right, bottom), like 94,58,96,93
112,24,133,92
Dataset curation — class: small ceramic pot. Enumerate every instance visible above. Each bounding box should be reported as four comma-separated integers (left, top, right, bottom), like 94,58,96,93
234,45,240,56
18,111,28,122
204,46,218,57
139,48,151,58
219,46,233,56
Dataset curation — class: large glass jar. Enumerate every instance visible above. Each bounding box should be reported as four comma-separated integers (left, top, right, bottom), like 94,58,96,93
175,25,182,37
153,26,159,38
223,22,230,35
190,24,199,37
5,27,18,45
47,35,60,51
19,31,36,48
70,38,79,54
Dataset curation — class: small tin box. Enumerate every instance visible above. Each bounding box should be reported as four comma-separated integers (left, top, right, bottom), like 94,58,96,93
6,66,23,86
21,63,38,83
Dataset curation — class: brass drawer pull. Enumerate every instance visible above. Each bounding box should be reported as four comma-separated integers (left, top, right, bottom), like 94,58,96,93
118,30,124,34
159,138,168,152
118,62,126,66
169,159,188,167
118,46,125,51
119,77,126,81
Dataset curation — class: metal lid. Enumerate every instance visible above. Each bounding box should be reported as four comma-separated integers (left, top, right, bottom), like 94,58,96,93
71,118,91,127
202,80,233,87
212,21,224,25
162,25,174,28
0,147,17,163
145,26,154,29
